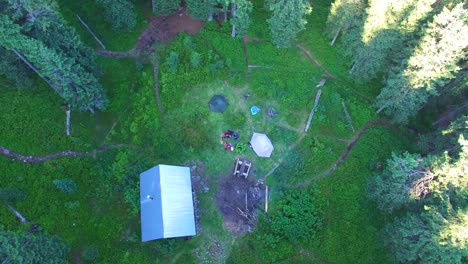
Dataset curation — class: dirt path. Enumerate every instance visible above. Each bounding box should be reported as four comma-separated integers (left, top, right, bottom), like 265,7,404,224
296,44,336,79
298,120,408,187
0,144,128,163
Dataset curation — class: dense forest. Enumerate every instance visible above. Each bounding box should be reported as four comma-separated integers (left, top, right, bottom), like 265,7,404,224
0,0,466,263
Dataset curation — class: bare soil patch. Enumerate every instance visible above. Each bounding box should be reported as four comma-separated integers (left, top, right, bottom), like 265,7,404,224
216,167,264,235
136,6,204,52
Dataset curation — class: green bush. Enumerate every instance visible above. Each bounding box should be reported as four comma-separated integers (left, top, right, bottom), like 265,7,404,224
64,201,80,210
271,189,323,242
82,244,99,261
168,51,179,73
235,143,247,154
52,179,77,194
190,52,202,68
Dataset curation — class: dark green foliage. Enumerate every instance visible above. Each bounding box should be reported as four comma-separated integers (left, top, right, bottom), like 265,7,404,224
266,0,312,48
0,188,26,201
186,0,217,20
96,0,136,32
0,47,33,88
52,179,77,194
0,3,107,111
367,152,430,213
82,244,100,261
384,209,467,264
271,189,322,241
374,3,468,123
167,51,179,73
64,201,80,210
231,0,253,37
152,0,182,15
0,229,69,264
190,52,202,68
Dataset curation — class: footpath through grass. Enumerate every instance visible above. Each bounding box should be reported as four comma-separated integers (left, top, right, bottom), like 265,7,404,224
0,0,410,263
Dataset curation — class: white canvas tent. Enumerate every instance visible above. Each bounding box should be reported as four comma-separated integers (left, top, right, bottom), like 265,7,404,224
250,133,274,158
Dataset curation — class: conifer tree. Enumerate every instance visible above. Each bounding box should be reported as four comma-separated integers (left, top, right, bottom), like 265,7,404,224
96,0,136,32
325,0,366,46
348,0,437,80
230,0,253,37
0,15,106,111
151,0,182,15
186,0,218,20
375,3,468,123
0,227,69,264
266,0,312,48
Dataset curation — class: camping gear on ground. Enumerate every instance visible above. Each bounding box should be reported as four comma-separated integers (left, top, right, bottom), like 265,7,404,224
208,95,228,112
250,133,274,157
250,105,260,115
233,158,252,178
224,142,234,151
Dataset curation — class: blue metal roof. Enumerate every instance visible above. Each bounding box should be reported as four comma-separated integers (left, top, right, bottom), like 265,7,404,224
140,165,196,242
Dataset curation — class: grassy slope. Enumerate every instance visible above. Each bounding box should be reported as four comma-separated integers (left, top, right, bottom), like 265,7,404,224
0,0,409,263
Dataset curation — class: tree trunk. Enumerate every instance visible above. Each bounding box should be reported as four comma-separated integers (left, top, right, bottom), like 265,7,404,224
76,15,106,50
342,101,355,133
66,105,71,136
224,8,228,22
349,62,357,74
231,4,237,37
152,0,156,13
376,104,386,114
330,27,341,46
305,89,323,132
12,49,58,91
3,200,28,224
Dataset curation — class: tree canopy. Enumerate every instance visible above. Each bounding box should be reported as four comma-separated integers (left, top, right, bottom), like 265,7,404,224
266,0,312,48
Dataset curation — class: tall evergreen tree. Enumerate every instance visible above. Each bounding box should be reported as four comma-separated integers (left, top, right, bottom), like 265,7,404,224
96,0,136,32
0,15,106,111
152,0,182,15
347,0,437,80
384,209,467,264
266,0,312,48
0,47,33,88
186,0,218,20
0,227,69,264
230,0,253,37
325,0,366,46
375,3,468,123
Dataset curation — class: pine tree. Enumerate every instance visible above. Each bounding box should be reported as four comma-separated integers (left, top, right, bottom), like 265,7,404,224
325,0,366,46
230,0,253,37
186,0,218,20
367,152,433,213
384,209,467,264
152,0,182,15
266,0,312,48
96,0,137,32
375,3,468,123
0,228,69,264
0,15,106,111
348,0,437,80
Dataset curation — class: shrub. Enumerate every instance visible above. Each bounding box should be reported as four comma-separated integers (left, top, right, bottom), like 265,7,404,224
82,244,99,261
167,51,179,73
64,201,80,210
53,179,77,194
271,189,323,241
190,52,202,69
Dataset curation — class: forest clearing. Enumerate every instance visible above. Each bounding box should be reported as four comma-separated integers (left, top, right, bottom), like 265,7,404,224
0,0,466,263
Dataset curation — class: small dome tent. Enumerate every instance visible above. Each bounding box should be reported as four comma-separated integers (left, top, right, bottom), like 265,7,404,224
208,95,228,112
250,133,274,158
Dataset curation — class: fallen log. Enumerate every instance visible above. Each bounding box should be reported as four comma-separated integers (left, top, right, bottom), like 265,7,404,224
305,89,323,132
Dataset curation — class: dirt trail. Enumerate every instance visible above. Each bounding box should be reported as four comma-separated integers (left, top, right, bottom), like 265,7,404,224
296,44,336,79
0,144,128,163
96,6,204,58
298,120,407,187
